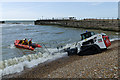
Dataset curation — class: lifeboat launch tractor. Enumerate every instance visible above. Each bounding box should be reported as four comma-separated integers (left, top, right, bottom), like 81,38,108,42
63,31,111,56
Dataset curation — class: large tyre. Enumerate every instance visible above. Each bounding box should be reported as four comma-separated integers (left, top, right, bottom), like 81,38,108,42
78,45,93,55
67,47,78,56
78,44,101,56
93,44,102,53
78,51,84,56
68,52,70,56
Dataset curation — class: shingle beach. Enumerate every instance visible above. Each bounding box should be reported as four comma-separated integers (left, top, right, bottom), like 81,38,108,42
3,40,119,79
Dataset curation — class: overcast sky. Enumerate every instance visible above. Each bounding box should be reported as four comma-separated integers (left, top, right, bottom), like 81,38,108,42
1,2,118,20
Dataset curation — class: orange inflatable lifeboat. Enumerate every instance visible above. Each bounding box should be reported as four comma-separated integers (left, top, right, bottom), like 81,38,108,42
14,40,42,51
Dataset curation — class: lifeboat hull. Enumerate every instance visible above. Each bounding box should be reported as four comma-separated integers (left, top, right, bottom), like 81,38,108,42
14,40,41,51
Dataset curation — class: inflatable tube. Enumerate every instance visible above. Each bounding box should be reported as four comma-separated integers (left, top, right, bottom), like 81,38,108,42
14,40,42,51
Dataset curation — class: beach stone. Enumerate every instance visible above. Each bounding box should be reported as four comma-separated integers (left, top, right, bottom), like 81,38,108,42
3,40,119,78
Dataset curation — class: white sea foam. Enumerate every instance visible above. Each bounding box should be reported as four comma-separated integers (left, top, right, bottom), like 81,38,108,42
110,38,120,42
0,48,67,76
22,24,34,27
1,37,119,76
63,42,77,49
115,32,119,35
8,44,15,49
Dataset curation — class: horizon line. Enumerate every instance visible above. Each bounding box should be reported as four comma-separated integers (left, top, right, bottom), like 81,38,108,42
1,17,119,21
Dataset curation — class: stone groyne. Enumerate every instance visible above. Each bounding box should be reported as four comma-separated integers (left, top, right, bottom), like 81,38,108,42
34,19,119,32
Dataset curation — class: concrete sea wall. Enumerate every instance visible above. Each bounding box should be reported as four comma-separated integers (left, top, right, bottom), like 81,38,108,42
34,19,119,32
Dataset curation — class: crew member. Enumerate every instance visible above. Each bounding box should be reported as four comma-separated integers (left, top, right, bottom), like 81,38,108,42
21,40,25,45
28,39,32,46
24,38,28,45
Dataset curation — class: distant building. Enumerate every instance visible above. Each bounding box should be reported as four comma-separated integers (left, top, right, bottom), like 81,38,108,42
69,17,76,20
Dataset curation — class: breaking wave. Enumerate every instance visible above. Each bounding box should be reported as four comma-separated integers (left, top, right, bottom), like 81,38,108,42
0,37,120,76
0,48,67,76
110,38,120,42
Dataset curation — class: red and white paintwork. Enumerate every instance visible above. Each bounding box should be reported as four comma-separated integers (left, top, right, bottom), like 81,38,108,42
102,36,111,48
78,33,111,49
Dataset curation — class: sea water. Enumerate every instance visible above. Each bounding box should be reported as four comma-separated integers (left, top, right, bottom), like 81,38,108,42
0,21,119,76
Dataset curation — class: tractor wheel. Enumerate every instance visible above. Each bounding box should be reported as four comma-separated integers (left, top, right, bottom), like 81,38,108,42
78,51,84,56
93,44,102,53
78,44,101,56
67,47,78,56
68,52,70,56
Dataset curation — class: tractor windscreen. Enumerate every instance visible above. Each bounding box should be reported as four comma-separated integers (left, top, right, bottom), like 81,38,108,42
81,32,95,40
